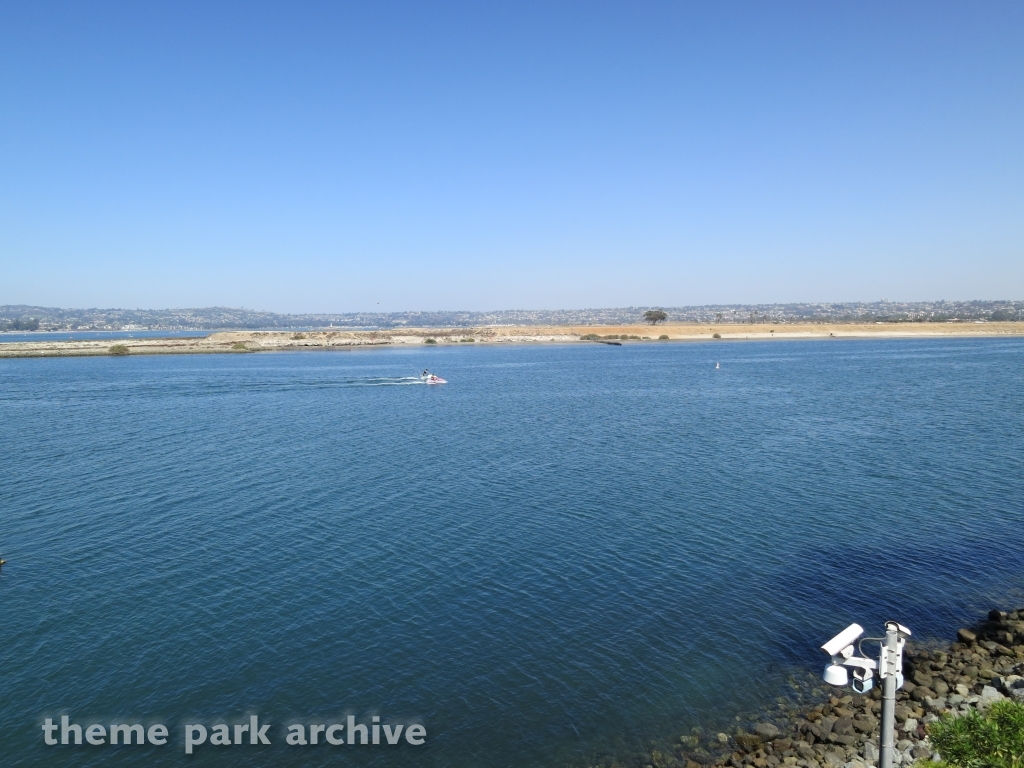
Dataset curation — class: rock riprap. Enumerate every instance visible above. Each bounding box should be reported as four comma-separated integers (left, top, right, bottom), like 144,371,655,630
641,608,1024,768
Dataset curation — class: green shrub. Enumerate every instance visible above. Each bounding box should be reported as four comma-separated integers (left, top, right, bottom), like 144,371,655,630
231,341,249,351
603,334,621,340
291,333,306,340
927,700,1024,768
580,334,600,340
460,338,475,342
628,335,641,340
659,335,669,340
712,333,721,339
425,338,437,344
109,344,129,356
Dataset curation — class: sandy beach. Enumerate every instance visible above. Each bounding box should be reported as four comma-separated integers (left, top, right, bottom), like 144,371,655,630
1,322,1021,358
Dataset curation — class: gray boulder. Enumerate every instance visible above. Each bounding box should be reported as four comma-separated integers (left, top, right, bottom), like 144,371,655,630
978,685,1006,709
862,741,878,764
828,733,857,746
851,717,877,734
832,718,854,737
911,686,936,703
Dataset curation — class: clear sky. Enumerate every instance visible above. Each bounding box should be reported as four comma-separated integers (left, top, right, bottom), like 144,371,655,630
1,2,1022,313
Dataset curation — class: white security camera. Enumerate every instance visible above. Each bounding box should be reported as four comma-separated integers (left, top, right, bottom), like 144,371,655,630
821,623,866,688
821,623,864,657
819,619,911,768
851,666,874,693
823,664,849,686
886,621,911,639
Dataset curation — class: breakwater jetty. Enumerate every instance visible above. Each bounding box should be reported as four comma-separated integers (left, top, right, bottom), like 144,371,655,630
642,609,1024,768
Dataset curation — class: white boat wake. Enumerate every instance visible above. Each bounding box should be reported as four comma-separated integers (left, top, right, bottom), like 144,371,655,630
342,376,432,386
330,374,448,387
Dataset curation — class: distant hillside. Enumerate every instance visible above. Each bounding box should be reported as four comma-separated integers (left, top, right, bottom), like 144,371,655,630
1,301,1022,331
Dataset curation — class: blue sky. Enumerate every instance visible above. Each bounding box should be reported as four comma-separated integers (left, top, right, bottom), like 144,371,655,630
1,2,1021,313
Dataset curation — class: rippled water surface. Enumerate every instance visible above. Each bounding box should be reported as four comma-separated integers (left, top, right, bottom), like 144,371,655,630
1,339,1022,767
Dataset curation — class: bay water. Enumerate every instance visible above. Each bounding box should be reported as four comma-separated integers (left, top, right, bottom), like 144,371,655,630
1,338,1022,767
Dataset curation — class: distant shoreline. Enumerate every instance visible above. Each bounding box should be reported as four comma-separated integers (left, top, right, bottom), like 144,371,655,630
1,322,1022,358
4,301,1022,332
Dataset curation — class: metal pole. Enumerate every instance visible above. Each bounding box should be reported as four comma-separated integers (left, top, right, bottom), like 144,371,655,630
879,625,898,768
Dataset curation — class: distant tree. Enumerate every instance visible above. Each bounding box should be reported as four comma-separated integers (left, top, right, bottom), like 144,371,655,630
109,344,129,356
6,318,40,331
643,310,667,325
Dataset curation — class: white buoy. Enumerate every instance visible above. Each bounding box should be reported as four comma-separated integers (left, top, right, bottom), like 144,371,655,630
715,362,720,369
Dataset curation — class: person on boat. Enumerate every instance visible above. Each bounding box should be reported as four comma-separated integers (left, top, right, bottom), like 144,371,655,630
421,370,446,384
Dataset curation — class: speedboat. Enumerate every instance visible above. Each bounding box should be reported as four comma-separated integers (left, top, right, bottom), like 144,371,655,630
421,371,448,384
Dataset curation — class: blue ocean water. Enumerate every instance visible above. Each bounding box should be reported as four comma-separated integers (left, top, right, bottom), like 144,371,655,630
1,338,1022,767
